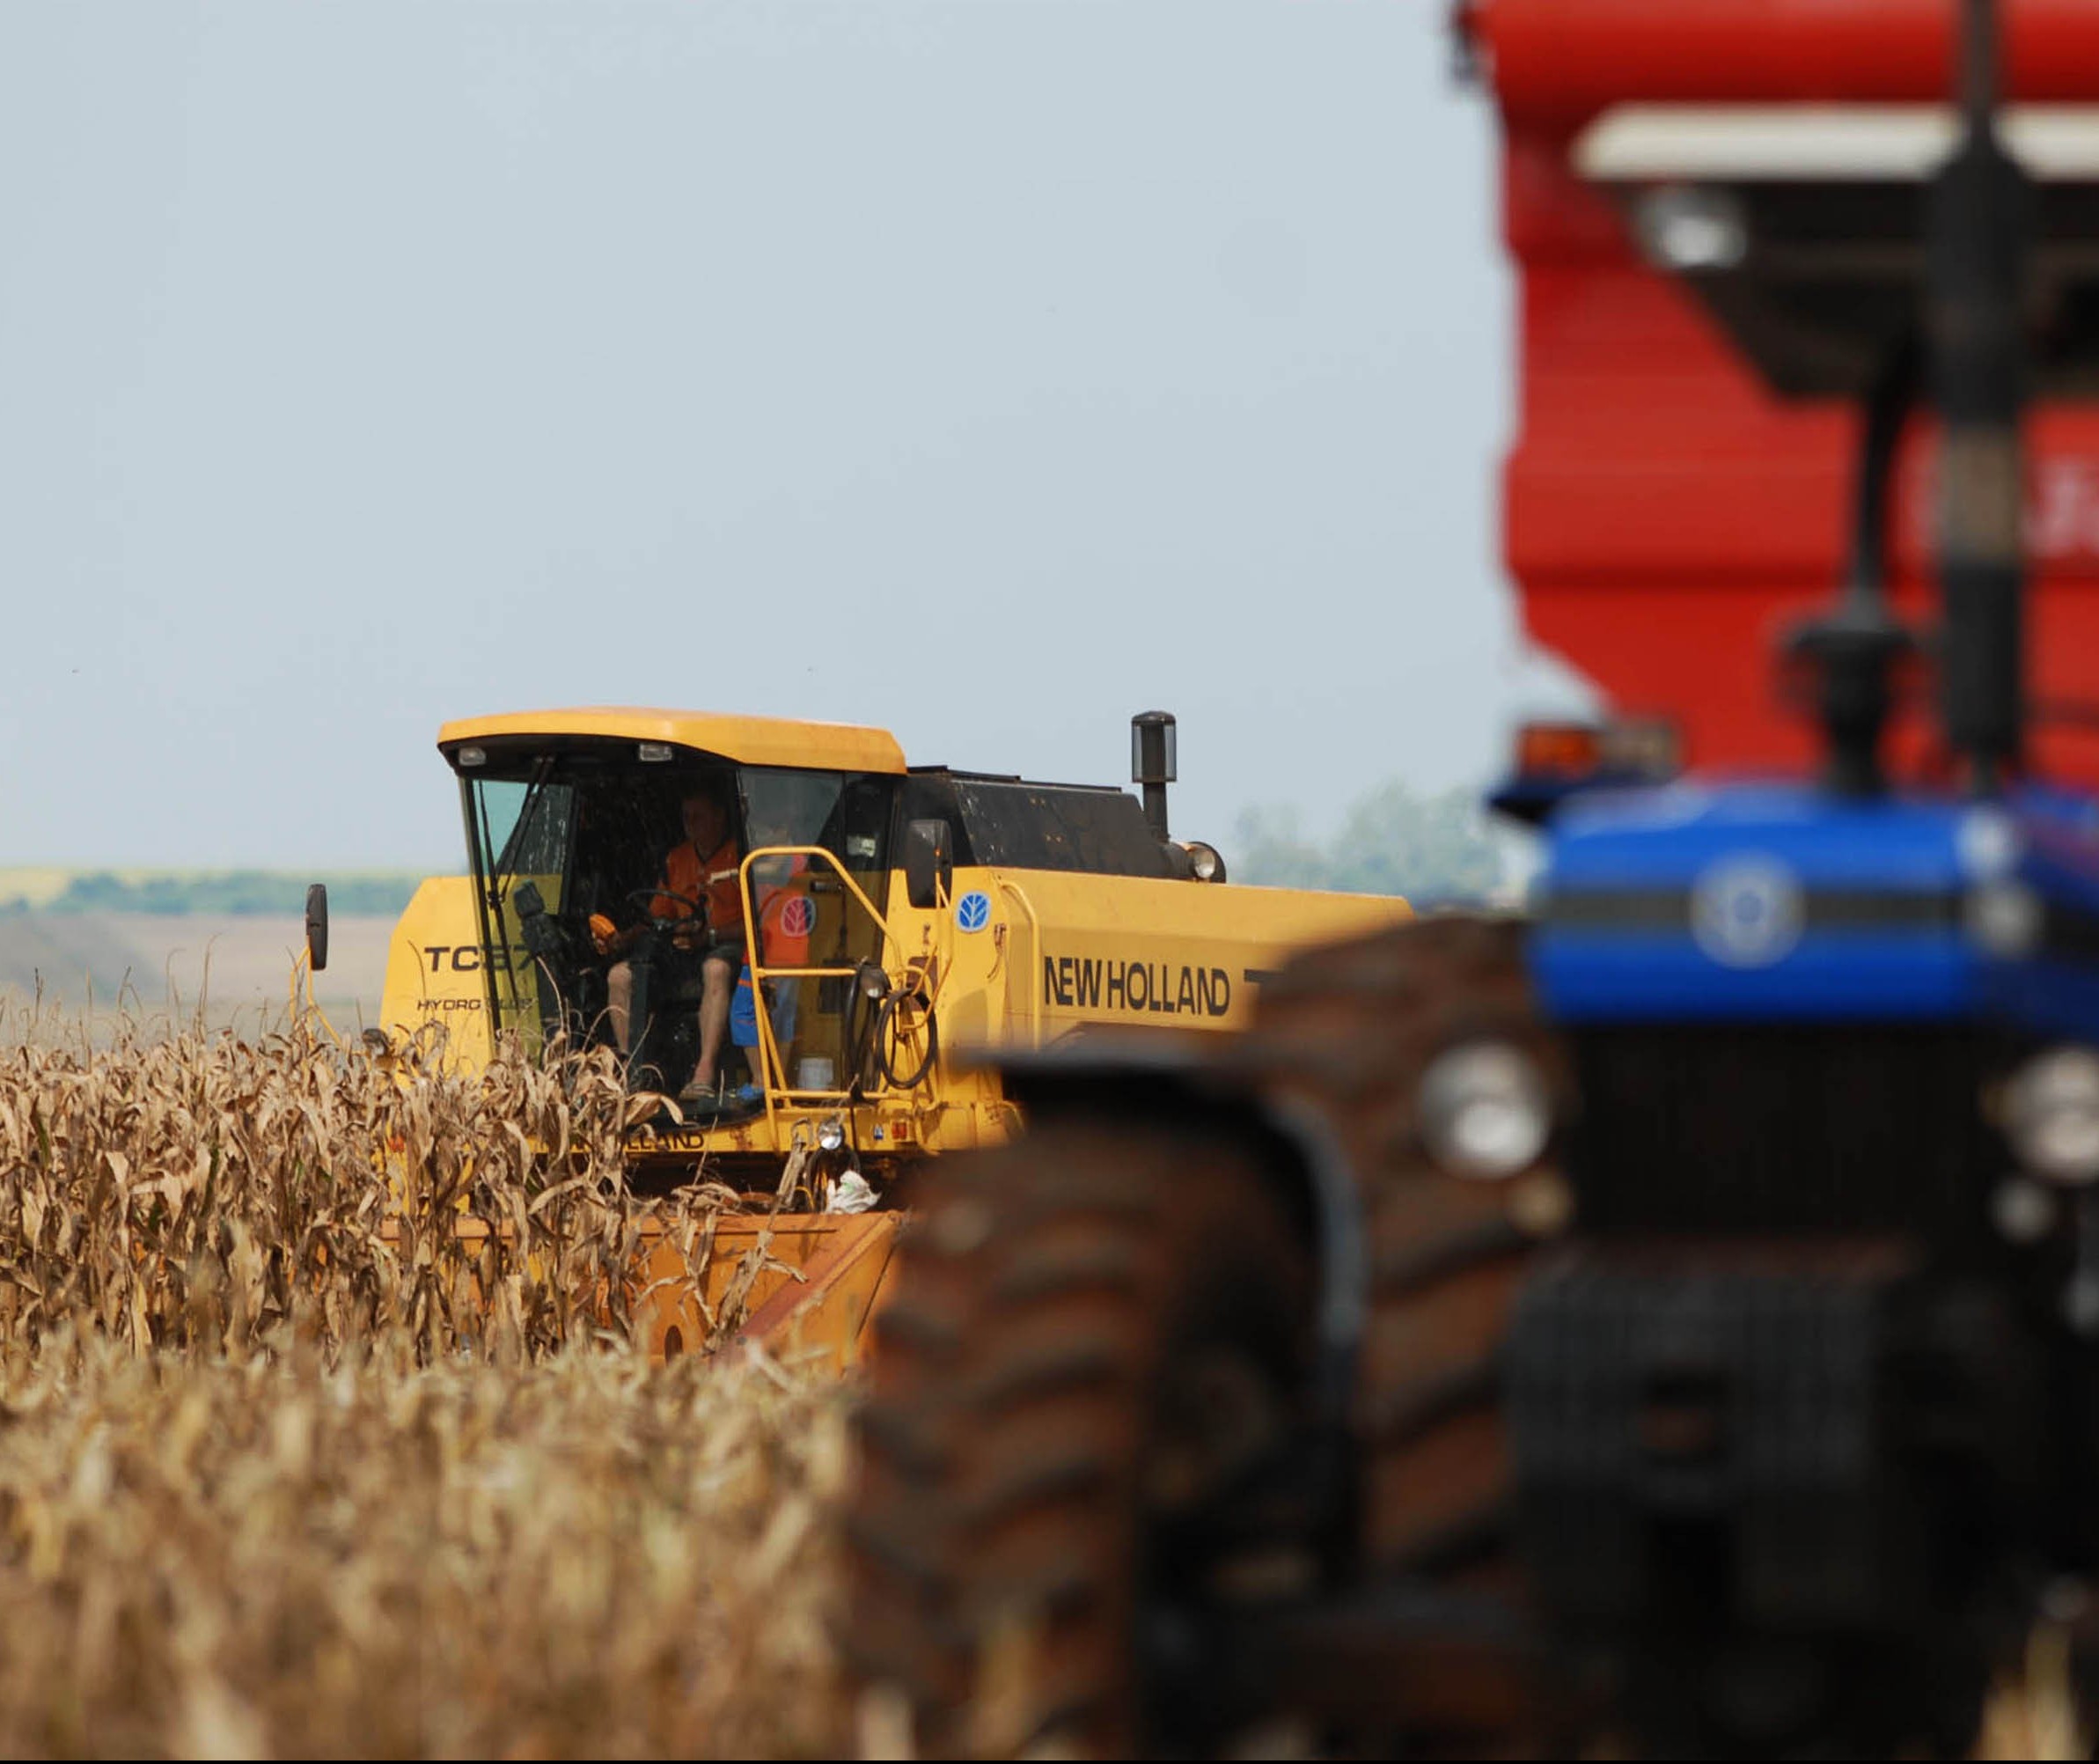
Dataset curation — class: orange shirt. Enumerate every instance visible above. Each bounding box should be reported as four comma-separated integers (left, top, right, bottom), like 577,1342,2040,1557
656,837,743,933
754,855,813,967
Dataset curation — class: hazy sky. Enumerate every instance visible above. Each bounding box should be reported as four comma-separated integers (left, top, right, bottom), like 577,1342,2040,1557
1,1,1575,869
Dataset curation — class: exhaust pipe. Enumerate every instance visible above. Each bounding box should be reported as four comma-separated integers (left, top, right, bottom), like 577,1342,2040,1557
1131,710,1177,842
1932,0,2029,791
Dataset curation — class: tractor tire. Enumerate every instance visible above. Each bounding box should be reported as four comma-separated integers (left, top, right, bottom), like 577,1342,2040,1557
1225,913,1566,1746
846,1121,1317,1759
1237,919,1550,1562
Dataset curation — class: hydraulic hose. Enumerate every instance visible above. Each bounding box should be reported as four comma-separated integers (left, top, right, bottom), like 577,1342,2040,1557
873,988,938,1091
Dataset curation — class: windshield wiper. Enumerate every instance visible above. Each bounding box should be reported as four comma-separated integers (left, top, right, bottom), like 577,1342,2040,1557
484,755,559,912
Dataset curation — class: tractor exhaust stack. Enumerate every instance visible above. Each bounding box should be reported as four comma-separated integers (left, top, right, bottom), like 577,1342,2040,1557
1931,0,2030,791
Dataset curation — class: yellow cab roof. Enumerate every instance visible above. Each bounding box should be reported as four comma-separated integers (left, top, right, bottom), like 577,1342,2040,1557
437,707,906,775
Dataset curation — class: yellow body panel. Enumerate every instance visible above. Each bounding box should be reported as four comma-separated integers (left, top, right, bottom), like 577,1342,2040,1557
437,707,905,775
931,865,1412,1047
380,877,496,1071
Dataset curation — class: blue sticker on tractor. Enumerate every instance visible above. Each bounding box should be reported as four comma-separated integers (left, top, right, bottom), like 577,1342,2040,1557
956,890,992,932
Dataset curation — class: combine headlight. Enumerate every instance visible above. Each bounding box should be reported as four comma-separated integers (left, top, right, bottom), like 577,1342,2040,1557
1184,841,1228,884
1418,1042,1551,1180
2007,1047,2099,1184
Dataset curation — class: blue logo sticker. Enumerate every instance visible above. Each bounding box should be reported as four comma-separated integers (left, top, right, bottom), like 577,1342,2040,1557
1692,854,1802,969
956,890,992,933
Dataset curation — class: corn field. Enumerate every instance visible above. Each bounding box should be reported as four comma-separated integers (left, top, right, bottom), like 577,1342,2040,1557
0,1007,662,1363
0,1008,854,1758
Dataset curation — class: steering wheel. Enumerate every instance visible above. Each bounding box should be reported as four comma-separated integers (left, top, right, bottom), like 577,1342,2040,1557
623,886,707,929
591,886,710,957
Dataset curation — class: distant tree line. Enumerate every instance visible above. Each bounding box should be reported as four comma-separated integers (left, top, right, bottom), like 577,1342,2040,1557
0,872,428,917
1232,781,1523,907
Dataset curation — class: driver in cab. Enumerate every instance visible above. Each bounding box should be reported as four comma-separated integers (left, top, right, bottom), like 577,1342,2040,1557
597,781,744,1099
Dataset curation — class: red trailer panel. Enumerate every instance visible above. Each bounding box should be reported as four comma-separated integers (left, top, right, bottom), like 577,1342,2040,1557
1471,0,2099,781
1473,0,2099,118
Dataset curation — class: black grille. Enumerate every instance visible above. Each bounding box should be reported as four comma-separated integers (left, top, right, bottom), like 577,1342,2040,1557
1568,1025,2005,1245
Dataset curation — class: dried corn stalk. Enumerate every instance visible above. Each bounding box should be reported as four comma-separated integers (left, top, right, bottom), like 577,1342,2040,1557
0,1009,694,1363
0,1333,851,1757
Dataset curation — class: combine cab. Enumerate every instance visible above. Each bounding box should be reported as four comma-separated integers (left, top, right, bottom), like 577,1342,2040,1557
848,2,2099,1756
374,707,1411,1363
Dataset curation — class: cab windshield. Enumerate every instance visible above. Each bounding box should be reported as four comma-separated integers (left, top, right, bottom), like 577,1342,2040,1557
456,740,894,1100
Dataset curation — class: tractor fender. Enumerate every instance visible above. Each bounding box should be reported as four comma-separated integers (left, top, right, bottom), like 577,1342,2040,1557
996,1045,1369,1437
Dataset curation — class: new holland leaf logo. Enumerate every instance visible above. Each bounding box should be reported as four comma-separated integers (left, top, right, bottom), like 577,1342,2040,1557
1692,854,1803,968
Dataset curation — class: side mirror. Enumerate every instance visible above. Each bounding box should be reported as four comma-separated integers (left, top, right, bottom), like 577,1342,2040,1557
904,819,954,911
511,879,561,957
305,882,330,973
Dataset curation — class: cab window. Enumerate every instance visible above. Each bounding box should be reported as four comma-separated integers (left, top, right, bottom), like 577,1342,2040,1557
742,768,894,880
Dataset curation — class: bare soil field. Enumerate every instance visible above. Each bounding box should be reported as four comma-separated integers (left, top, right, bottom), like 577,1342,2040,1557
0,913,393,1032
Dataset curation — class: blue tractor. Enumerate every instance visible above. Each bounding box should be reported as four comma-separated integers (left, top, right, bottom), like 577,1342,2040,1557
845,1,2099,1753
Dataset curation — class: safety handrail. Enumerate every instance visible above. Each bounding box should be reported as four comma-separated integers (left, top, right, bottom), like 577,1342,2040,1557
735,846,905,1119
994,876,1044,1049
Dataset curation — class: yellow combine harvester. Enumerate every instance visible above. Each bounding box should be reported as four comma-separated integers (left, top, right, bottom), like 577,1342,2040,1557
371,706,1410,1363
